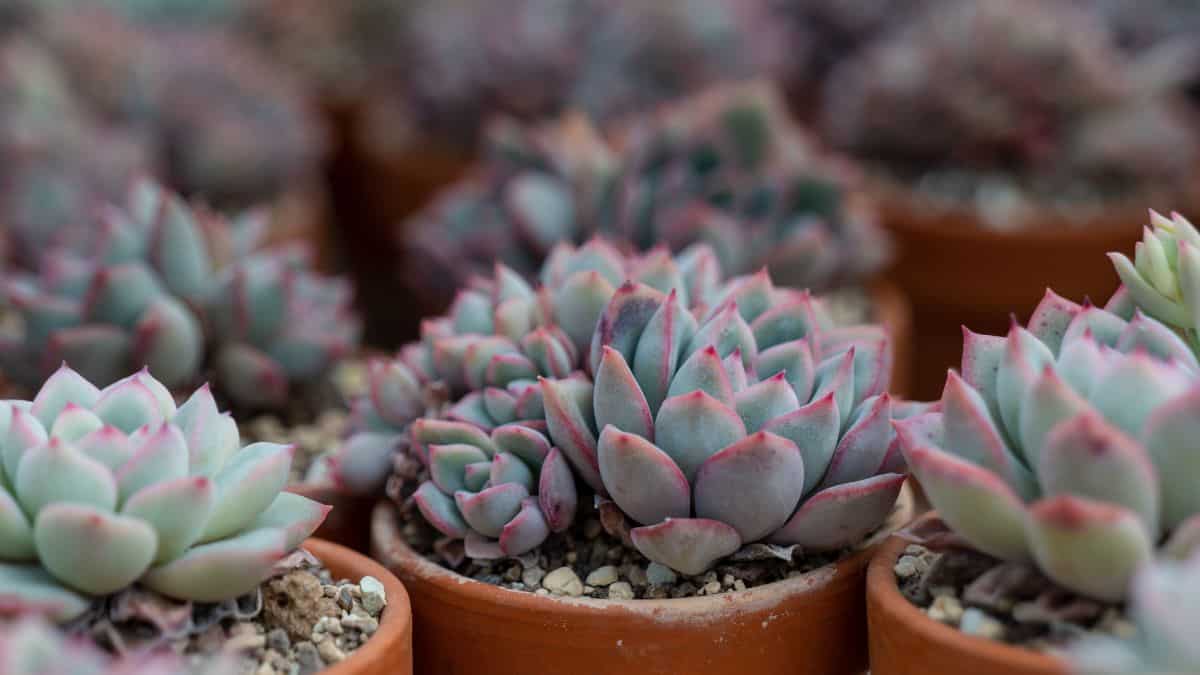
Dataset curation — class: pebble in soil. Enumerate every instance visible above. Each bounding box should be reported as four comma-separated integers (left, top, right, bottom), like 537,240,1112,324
391,498,891,601
896,544,1135,652
78,550,387,674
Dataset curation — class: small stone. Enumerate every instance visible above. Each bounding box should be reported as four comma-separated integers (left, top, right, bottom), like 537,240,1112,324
733,579,747,592
646,563,677,586
904,544,927,556
542,567,585,596
503,564,522,582
702,581,721,595
337,587,355,611
359,576,387,616
960,608,1005,640
608,581,635,600
322,585,338,598
566,551,578,564
343,613,380,635
586,565,619,587
266,628,290,653
317,639,346,664
264,571,342,643
928,595,964,625
522,566,546,587
894,556,919,579
625,565,648,587
534,588,550,596
318,616,344,635
722,574,735,587
294,641,324,674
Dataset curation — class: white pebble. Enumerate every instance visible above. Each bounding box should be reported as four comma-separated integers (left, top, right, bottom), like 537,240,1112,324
586,565,619,587
542,567,584,596
607,582,635,600
359,576,387,616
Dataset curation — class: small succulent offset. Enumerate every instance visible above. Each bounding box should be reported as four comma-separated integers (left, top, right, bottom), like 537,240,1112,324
539,271,902,574
1110,210,1200,354
896,289,1200,601
0,614,234,675
822,0,1199,226
330,239,720,495
0,179,359,410
403,113,618,304
1069,551,1200,674
616,81,888,289
0,366,328,621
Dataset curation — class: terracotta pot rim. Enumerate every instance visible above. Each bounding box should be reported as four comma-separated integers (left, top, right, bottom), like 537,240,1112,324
868,176,1175,243
302,538,412,675
373,483,916,624
867,512,1067,673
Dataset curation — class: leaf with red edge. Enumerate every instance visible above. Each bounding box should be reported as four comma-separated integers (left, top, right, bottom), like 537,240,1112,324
693,431,805,542
597,426,690,526
594,347,654,441
538,448,577,533
771,473,905,550
630,518,742,576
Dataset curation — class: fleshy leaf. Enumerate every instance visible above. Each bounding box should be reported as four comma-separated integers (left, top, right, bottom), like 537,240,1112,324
200,443,292,542
630,518,742,576
142,527,289,602
654,390,747,482
693,431,805,542
538,448,577,533
34,503,157,595
499,497,549,556
540,377,603,491
597,426,690,526
412,482,468,539
121,476,215,563
594,348,654,441
455,483,528,538
761,393,840,495
771,473,905,550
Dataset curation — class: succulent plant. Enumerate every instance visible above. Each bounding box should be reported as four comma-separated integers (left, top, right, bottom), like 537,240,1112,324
822,0,1199,227
1109,210,1200,354
895,289,1200,601
0,365,328,621
616,81,889,289
402,113,618,305
536,269,902,574
0,179,359,410
0,614,234,675
1069,550,1200,674
330,239,721,495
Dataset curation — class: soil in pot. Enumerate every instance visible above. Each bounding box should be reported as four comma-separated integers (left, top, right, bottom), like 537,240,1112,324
866,516,1119,675
61,539,409,675
372,487,916,675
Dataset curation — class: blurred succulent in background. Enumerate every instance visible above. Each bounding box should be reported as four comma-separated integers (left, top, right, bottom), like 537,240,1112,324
748,0,927,104
1109,210,1200,354
0,366,328,621
1069,550,1200,674
822,0,1199,228
329,239,721,495
1,181,207,389
616,81,889,289
402,113,618,309
896,289,1200,601
0,37,154,266
540,270,902,574
206,244,359,411
0,614,233,675
1,179,359,411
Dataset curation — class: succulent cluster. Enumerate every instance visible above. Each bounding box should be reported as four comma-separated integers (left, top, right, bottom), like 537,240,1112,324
380,234,903,572
1110,210,1200,355
822,0,1199,227
331,239,719,495
0,179,359,410
0,366,328,621
1069,550,1200,674
897,289,1200,601
616,81,889,289
0,614,233,675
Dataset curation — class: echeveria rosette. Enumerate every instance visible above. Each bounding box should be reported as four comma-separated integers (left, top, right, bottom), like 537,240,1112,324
0,614,235,675
402,113,618,301
327,239,722,495
615,81,889,290
0,180,207,390
206,245,360,410
542,272,904,574
896,290,1200,601
1069,551,1200,674
0,365,328,621
1110,210,1200,354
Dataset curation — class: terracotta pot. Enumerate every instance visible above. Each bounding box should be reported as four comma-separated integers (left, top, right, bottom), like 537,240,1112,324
304,538,413,675
289,484,377,554
869,279,913,399
875,187,1154,399
371,487,915,675
866,514,1067,675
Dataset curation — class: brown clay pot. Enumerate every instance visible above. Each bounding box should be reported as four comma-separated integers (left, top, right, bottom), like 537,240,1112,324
371,488,915,675
869,279,913,399
304,538,413,675
866,514,1067,675
875,187,1152,399
289,484,377,554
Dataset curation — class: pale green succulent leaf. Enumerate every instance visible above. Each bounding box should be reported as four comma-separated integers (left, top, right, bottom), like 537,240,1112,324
141,527,288,602
121,476,215,564
34,503,157,595
200,442,292,542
